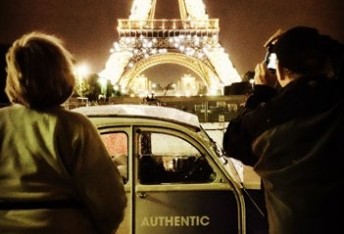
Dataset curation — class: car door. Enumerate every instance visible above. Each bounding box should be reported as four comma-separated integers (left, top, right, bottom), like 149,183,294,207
99,127,133,234
134,127,242,234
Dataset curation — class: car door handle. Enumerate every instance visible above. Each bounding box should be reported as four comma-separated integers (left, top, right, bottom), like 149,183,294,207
137,192,147,199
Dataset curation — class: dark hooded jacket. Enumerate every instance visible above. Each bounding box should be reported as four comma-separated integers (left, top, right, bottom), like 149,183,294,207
223,75,344,234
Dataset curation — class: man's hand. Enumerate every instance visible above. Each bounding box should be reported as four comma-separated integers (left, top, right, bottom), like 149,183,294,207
254,62,278,88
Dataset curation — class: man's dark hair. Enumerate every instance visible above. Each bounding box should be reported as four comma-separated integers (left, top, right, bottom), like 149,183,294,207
274,26,328,75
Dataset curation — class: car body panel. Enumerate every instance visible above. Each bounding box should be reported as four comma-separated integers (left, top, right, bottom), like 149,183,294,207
73,104,267,234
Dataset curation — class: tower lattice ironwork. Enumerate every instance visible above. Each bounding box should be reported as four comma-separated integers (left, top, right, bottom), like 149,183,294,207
99,0,241,95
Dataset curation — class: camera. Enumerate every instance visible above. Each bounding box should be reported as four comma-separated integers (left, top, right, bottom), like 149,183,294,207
265,45,277,72
263,29,283,73
266,52,277,70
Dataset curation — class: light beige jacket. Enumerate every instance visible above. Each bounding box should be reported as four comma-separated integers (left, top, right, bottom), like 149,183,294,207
0,104,127,234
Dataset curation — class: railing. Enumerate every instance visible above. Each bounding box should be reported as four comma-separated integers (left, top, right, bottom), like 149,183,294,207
117,19,219,35
66,95,246,123
77,95,246,123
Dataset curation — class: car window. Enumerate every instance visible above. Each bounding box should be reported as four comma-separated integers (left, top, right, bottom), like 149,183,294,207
101,132,128,183
138,132,216,184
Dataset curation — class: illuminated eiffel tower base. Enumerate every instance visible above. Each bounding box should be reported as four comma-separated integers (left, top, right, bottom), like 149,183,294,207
99,0,241,96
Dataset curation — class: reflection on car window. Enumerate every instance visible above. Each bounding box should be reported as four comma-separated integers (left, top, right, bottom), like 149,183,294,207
138,132,215,184
101,132,128,184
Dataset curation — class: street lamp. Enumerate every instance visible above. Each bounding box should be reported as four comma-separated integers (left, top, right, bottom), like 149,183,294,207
75,63,90,78
74,63,90,97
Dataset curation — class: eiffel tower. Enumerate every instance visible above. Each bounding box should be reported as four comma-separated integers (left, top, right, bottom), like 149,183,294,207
99,0,241,96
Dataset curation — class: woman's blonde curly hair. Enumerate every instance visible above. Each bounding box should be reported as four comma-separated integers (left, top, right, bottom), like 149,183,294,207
5,31,76,109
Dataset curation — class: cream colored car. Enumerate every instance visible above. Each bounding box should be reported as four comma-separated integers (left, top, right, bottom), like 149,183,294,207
73,104,267,234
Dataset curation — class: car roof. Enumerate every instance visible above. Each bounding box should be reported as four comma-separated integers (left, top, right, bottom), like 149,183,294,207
72,104,200,129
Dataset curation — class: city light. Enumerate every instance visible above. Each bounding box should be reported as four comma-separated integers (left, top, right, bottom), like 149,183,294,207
75,63,90,79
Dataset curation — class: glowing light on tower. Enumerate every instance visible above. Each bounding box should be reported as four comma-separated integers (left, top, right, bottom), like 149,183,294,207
129,0,152,20
99,0,242,96
185,0,208,20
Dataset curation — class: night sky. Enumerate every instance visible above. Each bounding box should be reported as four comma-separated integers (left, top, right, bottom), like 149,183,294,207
1,0,343,78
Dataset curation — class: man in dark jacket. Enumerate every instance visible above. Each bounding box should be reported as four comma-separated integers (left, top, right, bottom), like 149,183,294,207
223,26,344,234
